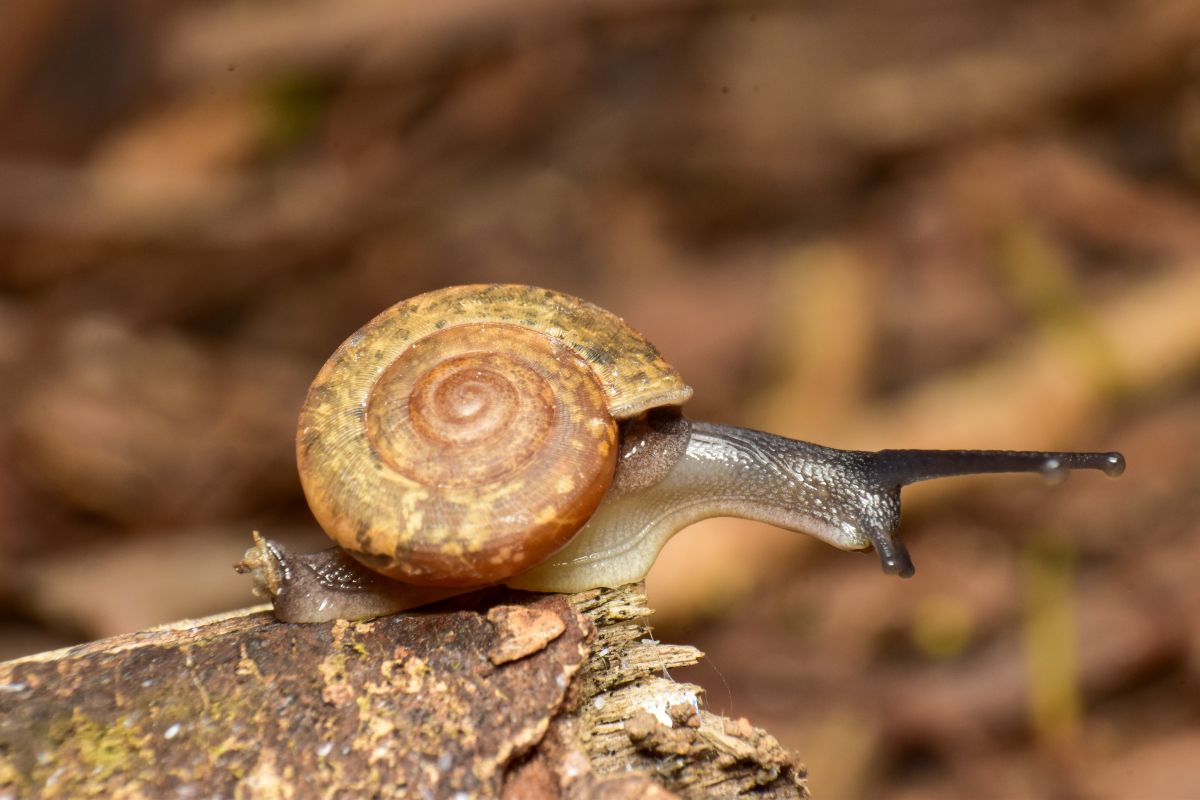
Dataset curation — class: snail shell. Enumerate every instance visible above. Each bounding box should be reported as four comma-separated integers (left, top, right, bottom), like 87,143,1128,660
296,284,692,588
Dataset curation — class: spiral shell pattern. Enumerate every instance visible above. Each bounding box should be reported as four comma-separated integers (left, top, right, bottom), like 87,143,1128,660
297,285,692,587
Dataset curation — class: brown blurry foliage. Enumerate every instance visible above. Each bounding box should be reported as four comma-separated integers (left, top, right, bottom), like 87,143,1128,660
3,0,1200,797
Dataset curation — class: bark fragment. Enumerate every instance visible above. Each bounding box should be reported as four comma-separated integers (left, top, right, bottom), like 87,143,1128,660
488,604,568,665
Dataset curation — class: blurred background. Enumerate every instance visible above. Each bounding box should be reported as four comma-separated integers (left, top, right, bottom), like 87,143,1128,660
2,0,1200,797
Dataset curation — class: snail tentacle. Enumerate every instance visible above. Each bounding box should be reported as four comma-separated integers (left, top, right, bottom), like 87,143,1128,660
863,448,1125,485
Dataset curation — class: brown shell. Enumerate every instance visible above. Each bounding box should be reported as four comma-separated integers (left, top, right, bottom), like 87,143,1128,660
297,284,692,587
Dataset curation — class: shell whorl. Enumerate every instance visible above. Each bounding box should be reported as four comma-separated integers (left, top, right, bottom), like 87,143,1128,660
297,284,692,587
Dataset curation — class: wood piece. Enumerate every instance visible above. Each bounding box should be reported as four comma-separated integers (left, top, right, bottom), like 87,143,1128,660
566,587,805,799
0,585,808,799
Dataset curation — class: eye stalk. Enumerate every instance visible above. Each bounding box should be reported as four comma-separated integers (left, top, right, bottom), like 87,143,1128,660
865,449,1126,486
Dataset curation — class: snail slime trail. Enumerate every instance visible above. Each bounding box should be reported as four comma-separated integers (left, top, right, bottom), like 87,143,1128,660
236,284,1126,623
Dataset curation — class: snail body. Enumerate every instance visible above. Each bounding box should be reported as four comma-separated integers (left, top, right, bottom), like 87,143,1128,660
238,284,1125,622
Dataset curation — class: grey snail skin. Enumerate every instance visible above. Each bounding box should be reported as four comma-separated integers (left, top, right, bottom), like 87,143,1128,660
236,284,1126,623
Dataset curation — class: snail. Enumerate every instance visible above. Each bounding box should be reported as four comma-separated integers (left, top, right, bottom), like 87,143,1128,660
236,284,1125,623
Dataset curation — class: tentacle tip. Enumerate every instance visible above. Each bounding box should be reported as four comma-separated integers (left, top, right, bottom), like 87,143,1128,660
877,544,916,579
1102,452,1126,478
